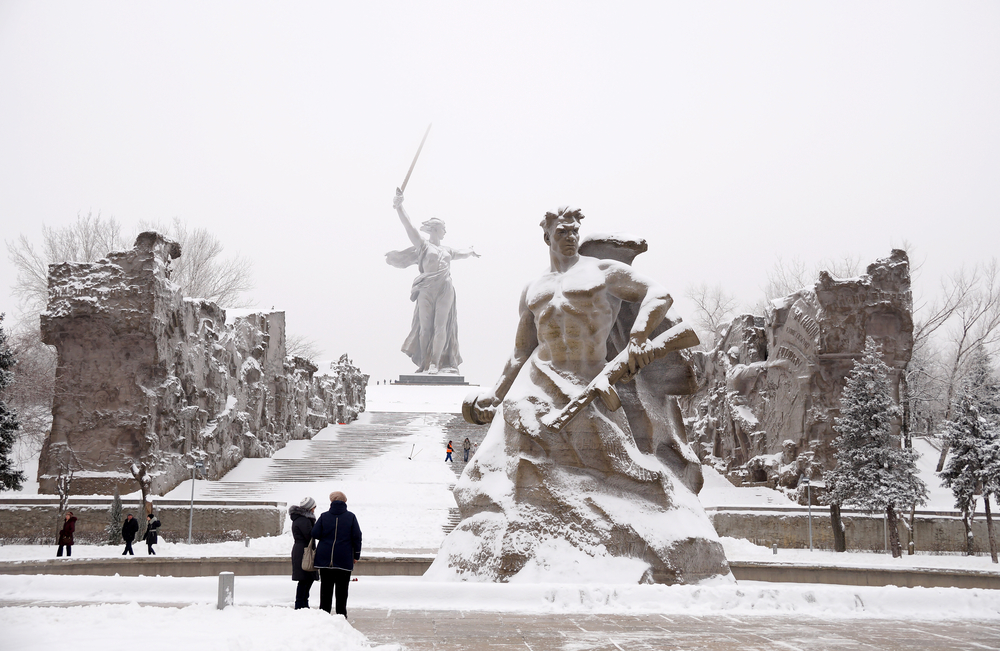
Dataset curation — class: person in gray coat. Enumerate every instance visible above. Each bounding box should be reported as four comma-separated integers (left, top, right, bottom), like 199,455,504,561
289,496,320,609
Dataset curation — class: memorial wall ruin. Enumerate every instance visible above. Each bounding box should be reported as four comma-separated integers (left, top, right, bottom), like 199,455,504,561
682,249,913,495
37,232,367,496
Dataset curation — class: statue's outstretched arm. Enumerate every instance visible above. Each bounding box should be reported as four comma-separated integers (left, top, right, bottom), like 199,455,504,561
452,246,480,260
393,189,424,248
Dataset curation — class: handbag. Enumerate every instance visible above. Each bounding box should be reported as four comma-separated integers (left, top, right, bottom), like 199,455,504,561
301,538,316,572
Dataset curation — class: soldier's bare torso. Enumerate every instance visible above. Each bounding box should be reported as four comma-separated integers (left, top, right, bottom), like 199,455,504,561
525,256,621,381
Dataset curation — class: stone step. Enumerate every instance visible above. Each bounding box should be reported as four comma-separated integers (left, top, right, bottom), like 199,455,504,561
200,410,490,537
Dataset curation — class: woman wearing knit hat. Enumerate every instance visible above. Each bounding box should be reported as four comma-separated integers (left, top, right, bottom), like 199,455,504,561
289,496,319,609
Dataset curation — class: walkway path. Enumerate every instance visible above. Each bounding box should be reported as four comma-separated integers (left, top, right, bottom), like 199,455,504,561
352,610,1000,651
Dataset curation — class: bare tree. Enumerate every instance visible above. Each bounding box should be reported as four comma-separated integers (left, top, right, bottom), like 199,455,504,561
762,254,863,302
4,328,56,465
933,260,1000,470
762,256,811,302
286,334,322,361
130,463,153,537
140,218,254,308
52,443,80,538
6,212,126,318
684,283,739,349
7,213,255,322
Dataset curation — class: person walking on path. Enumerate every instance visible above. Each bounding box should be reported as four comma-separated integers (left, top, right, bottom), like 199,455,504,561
56,511,76,557
311,491,362,618
462,438,471,462
289,496,320,609
144,513,160,555
121,513,139,556
445,441,454,462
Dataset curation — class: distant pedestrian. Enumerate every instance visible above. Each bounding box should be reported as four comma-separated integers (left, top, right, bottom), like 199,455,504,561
311,491,362,618
56,511,76,557
445,441,453,462
121,513,139,556
462,438,471,462
290,496,320,609
144,513,161,555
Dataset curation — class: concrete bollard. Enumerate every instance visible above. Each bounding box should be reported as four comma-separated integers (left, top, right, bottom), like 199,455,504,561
218,572,234,609
245,537,250,548
772,544,778,555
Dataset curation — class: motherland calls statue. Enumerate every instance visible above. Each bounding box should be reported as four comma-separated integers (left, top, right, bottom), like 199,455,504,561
428,207,731,585
386,189,479,375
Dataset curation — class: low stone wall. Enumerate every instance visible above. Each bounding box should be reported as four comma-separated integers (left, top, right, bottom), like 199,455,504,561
0,498,285,544
5,500,991,556
729,562,1000,590
710,507,996,554
0,556,433,578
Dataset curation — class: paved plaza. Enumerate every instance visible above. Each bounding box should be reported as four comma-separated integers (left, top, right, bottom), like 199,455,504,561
352,610,1000,651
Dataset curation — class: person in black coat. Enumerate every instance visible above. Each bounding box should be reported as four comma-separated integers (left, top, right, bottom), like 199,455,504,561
57,511,76,557
121,513,139,556
311,491,362,617
289,496,320,609
144,513,161,555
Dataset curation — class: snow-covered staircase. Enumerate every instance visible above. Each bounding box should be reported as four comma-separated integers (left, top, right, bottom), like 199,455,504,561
199,413,428,499
197,411,490,539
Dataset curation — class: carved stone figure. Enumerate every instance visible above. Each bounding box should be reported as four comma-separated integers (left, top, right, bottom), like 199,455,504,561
431,208,731,585
683,250,913,493
386,190,479,375
37,232,368,495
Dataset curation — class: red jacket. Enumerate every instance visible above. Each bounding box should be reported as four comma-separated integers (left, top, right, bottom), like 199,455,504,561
59,516,77,546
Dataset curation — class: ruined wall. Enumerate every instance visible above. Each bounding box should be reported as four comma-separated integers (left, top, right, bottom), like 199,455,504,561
37,232,367,496
683,250,913,491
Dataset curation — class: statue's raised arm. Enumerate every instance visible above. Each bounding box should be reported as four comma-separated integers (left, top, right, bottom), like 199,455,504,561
392,189,423,248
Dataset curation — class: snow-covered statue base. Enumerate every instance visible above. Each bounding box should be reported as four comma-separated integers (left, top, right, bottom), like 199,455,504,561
429,210,731,585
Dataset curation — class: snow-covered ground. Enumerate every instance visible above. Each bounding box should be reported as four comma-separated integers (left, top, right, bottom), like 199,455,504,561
4,385,999,650
4,573,1000,619
0,599,398,651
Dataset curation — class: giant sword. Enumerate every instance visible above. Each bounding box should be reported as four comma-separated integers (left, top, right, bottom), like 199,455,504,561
398,123,432,193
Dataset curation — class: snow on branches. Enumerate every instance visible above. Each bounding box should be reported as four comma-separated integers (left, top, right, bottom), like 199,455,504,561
825,337,927,556
941,346,1000,560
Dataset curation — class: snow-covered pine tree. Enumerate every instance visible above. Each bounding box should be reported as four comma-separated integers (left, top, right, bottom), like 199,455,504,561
941,395,988,555
0,314,27,492
825,337,928,557
942,346,1000,561
106,486,124,545
983,433,1000,563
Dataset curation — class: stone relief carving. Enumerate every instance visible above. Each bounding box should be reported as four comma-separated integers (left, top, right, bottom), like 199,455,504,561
37,232,367,496
682,250,913,496
432,208,731,585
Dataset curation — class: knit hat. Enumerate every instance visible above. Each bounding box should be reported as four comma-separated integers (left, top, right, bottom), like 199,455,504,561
299,497,316,510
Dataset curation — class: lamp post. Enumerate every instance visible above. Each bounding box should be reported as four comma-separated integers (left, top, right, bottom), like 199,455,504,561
803,477,813,552
188,461,204,545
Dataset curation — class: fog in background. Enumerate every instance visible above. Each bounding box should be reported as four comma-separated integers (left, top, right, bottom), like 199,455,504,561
1,2,998,386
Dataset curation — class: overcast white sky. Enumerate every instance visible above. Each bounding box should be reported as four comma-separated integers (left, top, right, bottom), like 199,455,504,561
1,2,998,386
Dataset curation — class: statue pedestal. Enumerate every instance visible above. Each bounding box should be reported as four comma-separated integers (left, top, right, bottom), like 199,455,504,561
396,373,469,386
